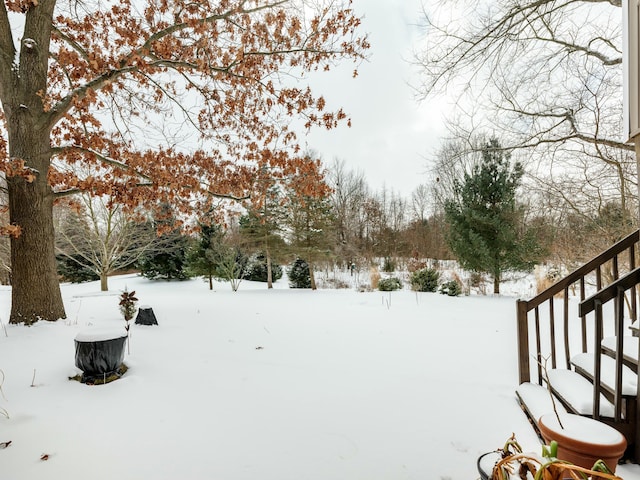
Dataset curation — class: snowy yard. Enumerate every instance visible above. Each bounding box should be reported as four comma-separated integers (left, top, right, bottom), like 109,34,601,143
1,273,640,479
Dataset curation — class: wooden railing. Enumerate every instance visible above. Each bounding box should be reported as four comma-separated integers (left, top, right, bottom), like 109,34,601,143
516,229,640,386
578,267,640,424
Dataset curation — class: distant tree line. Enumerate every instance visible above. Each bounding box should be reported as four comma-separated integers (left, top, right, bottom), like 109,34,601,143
0,136,631,295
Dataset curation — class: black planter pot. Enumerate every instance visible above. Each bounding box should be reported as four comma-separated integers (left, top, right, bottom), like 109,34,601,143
75,328,127,383
135,305,158,325
477,451,501,480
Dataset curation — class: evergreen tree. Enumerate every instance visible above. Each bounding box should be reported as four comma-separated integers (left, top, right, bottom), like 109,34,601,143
238,179,288,288
56,254,100,283
243,253,283,283
187,222,248,291
286,153,337,290
288,258,311,288
286,191,336,290
187,223,222,289
137,206,192,280
444,138,542,294
138,236,192,280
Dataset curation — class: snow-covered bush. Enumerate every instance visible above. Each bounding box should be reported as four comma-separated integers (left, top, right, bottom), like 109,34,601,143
378,277,402,291
439,280,462,297
410,268,440,292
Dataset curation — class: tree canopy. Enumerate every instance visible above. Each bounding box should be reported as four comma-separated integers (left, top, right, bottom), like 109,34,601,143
0,0,368,323
418,0,636,243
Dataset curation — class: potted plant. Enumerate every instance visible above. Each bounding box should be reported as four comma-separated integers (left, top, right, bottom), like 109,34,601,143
536,360,627,471
478,434,623,480
537,412,627,474
74,327,127,384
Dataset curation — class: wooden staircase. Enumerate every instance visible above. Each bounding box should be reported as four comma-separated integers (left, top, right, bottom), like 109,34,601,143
516,229,640,462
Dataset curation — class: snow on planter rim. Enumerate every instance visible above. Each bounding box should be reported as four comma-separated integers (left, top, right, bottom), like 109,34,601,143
539,412,626,447
75,327,127,342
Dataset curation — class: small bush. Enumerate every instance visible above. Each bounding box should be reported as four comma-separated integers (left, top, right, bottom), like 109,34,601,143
439,280,462,297
410,268,440,292
288,258,311,288
243,254,283,282
378,277,402,291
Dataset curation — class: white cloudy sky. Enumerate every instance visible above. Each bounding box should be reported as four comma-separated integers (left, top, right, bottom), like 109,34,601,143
301,0,447,197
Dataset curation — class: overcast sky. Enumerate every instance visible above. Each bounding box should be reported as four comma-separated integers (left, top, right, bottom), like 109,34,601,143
301,0,446,197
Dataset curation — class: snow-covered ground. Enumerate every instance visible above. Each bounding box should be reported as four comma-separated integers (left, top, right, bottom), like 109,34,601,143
1,273,639,480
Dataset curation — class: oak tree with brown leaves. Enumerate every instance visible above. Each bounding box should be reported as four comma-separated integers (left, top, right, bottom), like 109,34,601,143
0,0,368,324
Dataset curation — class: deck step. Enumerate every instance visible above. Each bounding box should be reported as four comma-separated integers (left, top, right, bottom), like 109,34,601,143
546,368,616,417
516,382,567,423
602,336,639,368
571,352,637,396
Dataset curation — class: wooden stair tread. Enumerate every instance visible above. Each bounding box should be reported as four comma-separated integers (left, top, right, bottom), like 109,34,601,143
602,336,639,367
571,352,637,396
516,382,567,423
546,368,616,417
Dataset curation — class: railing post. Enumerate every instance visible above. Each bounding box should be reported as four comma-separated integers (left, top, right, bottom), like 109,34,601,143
614,287,625,422
517,299,530,384
593,299,603,421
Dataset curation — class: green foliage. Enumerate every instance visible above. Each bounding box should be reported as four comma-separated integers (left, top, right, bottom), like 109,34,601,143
439,280,462,297
56,254,99,283
186,223,247,289
243,254,283,282
287,258,311,288
137,207,193,280
138,241,192,280
443,138,543,293
238,196,288,288
378,277,402,291
186,223,223,277
410,268,440,292
286,186,336,264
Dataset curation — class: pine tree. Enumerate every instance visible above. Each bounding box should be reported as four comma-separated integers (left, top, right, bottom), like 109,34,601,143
288,258,311,288
137,206,192,280
186,223,223,290
444,138,542,294
238,179,288,288
187,223,247,291
286,188,336,290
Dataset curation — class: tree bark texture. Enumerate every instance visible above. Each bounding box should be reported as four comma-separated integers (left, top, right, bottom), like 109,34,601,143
4,0,66,323
100,273,108,292
8,158,65,324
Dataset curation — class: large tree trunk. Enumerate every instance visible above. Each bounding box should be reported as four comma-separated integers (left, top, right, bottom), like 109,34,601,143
6,2,65,323
8,174,66,324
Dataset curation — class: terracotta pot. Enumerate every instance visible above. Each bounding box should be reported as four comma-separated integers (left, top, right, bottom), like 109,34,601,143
538,413,626,473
